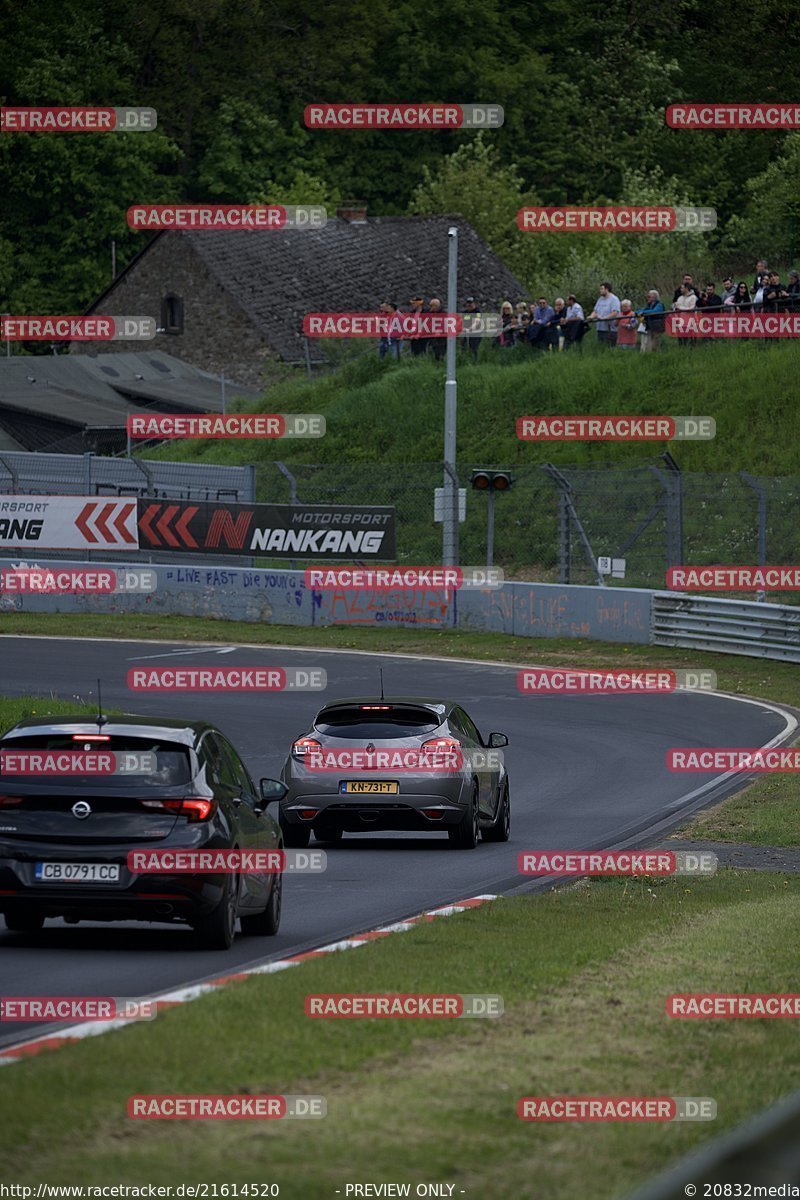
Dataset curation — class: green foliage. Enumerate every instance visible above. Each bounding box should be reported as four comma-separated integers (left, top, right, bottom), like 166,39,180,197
1,0,798,316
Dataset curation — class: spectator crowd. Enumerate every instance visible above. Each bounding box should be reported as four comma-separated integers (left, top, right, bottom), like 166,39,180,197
376,261,800,358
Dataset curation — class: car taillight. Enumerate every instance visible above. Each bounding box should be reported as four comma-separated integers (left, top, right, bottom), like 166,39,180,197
292,737,323,759
422,737,462,753
0,795,23,807
421,736,463,768
141,797,216,822
71,734,111,742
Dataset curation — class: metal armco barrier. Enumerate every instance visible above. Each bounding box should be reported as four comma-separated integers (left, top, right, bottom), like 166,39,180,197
623,1087,800,1200
2,559,799,663
652,592,800,663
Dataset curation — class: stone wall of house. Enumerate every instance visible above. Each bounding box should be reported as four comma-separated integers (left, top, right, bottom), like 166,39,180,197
70,234,279,389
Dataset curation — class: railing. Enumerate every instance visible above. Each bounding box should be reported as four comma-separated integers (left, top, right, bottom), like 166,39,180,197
623,1088,800,1200
652,592,800,663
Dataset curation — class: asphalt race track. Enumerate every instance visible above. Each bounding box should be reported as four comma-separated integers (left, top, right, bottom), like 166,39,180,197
0,634,795,1050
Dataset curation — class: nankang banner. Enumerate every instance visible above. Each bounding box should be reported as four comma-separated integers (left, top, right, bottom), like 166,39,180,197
137,500,396,560
0,496,138,550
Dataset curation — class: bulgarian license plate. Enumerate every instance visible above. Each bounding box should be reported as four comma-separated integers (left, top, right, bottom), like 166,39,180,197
35,862,120,883
340,781,399,795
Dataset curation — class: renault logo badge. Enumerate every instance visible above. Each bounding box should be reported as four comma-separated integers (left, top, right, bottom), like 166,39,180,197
71,800,92,820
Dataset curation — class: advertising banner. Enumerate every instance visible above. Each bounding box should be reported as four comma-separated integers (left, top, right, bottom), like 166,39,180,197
0,496,138,551
137,501,396,560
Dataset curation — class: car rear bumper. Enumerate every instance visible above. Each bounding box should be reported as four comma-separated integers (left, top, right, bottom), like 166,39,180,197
0,857,226,922
281,792,468,832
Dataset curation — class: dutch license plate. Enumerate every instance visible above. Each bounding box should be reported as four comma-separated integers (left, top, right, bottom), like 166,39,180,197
35,862,120,884
340,781,399,795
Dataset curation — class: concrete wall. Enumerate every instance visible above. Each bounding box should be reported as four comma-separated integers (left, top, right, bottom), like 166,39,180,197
0,559,653,645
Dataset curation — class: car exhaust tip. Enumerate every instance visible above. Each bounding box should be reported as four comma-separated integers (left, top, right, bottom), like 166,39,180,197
155,903,174,915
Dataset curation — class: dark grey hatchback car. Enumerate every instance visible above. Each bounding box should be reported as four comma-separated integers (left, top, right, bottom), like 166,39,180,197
279,697,510,848
0,715,288,949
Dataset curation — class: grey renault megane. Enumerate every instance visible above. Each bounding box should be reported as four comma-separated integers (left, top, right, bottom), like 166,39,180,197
279,697,509,849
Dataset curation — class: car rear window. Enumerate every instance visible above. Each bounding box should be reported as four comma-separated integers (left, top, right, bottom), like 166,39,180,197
314,705,440,740
0,734,193,788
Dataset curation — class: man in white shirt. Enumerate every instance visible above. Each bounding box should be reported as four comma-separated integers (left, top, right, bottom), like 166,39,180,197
562,294,585,349
589,282,621,347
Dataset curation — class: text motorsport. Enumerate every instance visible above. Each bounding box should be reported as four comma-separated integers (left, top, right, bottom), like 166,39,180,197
127,205,327,230
304,993,504,1018
518,1096,717,1122
667,747,800,772
128,1095,326,1120
666,313,800,338
126,667,326,692
516,416,715,441
517,206,716,232
304,103,504,129
518,851,718,876
667,565,800,591
135,502,397,560
305,567,503,590
0,316,155,341
128,849,326,875
303,312,501,338
517,668,717,693
0,106,157,132
127,414,325,440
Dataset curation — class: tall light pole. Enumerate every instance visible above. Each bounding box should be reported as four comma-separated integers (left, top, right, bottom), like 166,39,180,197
443,226,459,566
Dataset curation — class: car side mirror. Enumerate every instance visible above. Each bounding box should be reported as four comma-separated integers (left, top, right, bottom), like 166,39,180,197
488,732,508,748
259,778,288,807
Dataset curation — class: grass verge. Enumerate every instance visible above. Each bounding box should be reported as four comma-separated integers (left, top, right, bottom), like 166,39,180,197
675,749,800,847
0,696,104,733
0,874,797,1196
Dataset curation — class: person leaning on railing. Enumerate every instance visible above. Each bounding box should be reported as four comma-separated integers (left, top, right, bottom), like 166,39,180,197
672,282,698,348
637,289,665,352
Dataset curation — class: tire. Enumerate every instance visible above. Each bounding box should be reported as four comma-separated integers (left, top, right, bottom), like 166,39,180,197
240,869,282,937
4,910,45,933
193,872,238,950
449,785,480,849
315,821,342,844
280,814,310,849
482,779,510,842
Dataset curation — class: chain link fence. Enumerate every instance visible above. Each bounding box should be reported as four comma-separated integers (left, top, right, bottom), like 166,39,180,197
0,452,798,596
538,462,800,597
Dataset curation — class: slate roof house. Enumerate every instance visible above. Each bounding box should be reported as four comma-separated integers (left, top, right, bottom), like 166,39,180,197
0,351,259,454
71,210,528,387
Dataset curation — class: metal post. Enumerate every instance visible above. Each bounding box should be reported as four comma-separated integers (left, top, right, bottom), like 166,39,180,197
442,227,459,566
741,472,767,602
111,240,117,281
221,375,226,416
541,463,603,586
303,337,313,379
486,490,495,569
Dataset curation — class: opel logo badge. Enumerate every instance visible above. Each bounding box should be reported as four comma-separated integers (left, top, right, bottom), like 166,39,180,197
71,800,92,820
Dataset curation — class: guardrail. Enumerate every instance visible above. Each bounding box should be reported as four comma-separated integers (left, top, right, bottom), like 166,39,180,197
652,593,800,663
2,559,800,664
623,1088,800,1200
